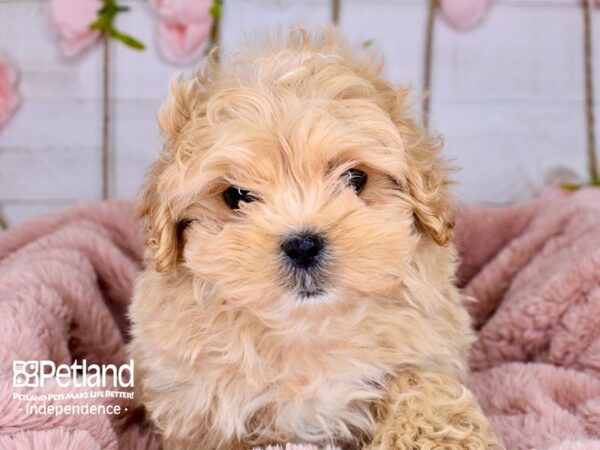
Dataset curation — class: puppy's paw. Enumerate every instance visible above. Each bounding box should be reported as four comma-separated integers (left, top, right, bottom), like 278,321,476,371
367,425,502,450
366,369,503,450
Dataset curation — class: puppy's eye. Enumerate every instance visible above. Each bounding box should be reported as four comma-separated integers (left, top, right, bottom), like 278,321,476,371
343,168,368,194
177,218,193,233
223,186,255,210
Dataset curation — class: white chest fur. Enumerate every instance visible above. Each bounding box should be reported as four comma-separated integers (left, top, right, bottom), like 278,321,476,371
197,339,390,445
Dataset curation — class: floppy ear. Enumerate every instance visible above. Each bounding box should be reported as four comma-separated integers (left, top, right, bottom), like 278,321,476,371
404,134,455,246
137,75,206,273
138,159,179,273
383,88,455,246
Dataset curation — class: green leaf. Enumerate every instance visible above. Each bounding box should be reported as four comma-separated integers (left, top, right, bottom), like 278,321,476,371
560,180,600,191
209,0,222,21
559,182,582,191
362,39,374,48
89,18,105,31
88,0,145,51
109,28,145,50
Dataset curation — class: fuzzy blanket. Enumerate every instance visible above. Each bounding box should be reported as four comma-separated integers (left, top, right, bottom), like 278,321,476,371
1,188,600,450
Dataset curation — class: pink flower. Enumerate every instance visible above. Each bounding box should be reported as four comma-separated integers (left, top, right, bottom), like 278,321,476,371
439,0,492,30
150,0,214,65
0,57,20,129
50,0,102,57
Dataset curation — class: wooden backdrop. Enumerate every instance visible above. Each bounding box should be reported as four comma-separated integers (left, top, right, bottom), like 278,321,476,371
0,0,598,225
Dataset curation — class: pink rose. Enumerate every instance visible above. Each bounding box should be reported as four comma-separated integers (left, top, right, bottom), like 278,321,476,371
150,0,213,65
0,57,20,129
50,0,102,57
440,0,492,30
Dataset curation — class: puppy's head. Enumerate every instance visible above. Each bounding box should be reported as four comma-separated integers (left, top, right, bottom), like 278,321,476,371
139,29,454,322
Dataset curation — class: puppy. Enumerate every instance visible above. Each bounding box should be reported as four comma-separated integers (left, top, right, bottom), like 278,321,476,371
129,28,502,450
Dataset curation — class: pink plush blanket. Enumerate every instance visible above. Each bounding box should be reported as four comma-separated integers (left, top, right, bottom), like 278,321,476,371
1,188,600,450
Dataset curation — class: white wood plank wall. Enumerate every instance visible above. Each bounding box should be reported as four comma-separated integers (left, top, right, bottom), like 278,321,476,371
0,0,598,225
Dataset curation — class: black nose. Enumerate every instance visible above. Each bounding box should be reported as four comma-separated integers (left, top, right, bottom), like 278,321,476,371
281,232,325,270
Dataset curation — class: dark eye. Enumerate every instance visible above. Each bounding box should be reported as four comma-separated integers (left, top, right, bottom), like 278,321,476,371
343,168,368,194
177,218,193,233
223,186,255,210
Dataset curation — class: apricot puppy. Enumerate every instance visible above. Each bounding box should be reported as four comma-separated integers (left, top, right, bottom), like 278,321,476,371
129,28,502,450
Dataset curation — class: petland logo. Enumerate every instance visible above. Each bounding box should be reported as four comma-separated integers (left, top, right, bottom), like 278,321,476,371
13,360,134,388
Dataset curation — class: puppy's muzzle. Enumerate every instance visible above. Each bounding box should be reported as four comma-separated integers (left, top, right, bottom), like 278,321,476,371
281,232,325,270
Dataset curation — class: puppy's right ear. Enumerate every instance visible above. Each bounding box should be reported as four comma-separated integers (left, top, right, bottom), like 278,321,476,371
138,75,205,273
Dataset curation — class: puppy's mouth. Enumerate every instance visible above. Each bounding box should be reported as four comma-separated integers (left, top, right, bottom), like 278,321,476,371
283,269,329,301
297,287,326,299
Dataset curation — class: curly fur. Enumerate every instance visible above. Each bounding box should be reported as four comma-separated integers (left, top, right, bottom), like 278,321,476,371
128,28,501,449
368,370,499,450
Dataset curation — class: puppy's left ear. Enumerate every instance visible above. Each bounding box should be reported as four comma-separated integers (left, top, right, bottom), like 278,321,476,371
137,75,207,273
384,88,455,246
138,158,180,273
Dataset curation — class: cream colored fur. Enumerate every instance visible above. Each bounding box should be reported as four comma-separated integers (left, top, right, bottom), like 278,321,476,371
128,28,502,449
